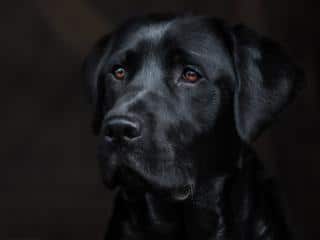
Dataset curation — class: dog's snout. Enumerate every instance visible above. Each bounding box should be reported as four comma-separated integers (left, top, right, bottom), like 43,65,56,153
104,117,141,142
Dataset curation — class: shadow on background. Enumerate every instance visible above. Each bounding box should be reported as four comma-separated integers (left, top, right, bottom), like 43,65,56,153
1,1,319,239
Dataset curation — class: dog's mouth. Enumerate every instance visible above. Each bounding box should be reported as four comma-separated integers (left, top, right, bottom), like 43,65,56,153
98,136,195,201
100,154,194,201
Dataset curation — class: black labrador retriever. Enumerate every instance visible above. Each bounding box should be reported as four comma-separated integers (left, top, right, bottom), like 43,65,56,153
83,14,303,240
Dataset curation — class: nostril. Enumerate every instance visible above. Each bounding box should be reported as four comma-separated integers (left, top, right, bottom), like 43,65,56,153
123,124,140,140
104,126,115,139
104,117,141,142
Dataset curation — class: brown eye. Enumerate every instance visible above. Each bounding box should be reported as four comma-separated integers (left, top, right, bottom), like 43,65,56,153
182,68,201,83
112,65,126,80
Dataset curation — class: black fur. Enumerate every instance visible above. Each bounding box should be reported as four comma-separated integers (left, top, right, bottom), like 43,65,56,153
83,14,303,240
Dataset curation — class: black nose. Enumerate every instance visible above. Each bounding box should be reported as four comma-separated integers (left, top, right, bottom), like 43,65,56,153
104,117,141,142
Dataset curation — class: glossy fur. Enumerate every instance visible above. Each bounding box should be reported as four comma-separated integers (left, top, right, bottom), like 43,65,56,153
83,14,303,240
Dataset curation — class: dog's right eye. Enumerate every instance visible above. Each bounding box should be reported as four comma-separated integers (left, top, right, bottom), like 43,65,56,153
111,65,126,80
181,67,202,83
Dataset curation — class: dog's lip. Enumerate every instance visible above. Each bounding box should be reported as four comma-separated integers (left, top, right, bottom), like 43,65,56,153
102,168,119,189
105,169,194,201
105,171,195,201
100,152,121,189
170,184,193,201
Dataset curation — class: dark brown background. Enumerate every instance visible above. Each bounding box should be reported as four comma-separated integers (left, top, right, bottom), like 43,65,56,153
1,1,319,239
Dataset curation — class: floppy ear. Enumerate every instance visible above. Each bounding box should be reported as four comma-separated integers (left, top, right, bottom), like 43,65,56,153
82,34,112,135
230,25,304,142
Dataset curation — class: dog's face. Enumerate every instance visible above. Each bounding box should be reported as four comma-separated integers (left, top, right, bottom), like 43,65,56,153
83,15,302,199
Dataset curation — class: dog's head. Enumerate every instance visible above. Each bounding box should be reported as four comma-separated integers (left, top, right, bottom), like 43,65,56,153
83,15,303,200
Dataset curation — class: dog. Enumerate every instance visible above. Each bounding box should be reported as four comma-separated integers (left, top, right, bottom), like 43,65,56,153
83,14,303,240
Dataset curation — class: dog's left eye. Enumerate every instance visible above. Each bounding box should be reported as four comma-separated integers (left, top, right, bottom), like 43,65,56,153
111,65,126,80
182,67,202,83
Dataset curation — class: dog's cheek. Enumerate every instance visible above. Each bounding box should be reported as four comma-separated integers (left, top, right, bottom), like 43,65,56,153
188,85,220,133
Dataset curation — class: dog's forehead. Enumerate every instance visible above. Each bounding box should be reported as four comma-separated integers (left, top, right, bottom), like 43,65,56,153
113,17,227,59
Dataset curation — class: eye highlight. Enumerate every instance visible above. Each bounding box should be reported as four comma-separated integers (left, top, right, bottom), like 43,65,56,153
182,67,202,83
111,65,126,80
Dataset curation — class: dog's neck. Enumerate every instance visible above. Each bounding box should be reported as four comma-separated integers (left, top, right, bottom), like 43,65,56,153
104,145,276,240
